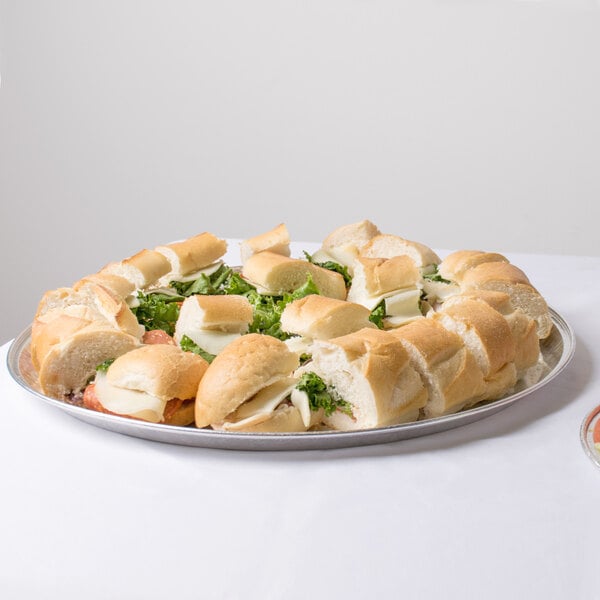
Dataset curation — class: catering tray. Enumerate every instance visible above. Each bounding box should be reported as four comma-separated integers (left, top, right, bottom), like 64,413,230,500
7,308,575,451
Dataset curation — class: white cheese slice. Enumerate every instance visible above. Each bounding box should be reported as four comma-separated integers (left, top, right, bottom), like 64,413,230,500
422,279,460,303
171,260,224,282
352,285,421,312
94,372,166,423
183,329,242,356
284,336,313,357
226,377,298,426
290,388,313,428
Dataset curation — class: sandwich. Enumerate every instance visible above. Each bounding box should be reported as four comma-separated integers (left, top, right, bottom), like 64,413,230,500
174,294,254,361
438,250,509,283
100,249,172,290
280,294,376,357
82,344,208,425
459,262,552,339
195,333,305,432
359,233,441,270
240,223,291,265
31,313,140,398
294,327,428,430
346,255,424,328
242,251,347,300
308,219,381,271
389,318,486,418
432,298,518,401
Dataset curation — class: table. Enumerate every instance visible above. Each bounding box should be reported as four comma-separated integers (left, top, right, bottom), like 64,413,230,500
1,249,599,599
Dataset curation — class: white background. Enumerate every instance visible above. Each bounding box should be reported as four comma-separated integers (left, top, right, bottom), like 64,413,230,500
1,0,599,342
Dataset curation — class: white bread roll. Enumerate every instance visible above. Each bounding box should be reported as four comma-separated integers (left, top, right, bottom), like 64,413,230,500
299,328,427,430
240,223,291,265
441,290,540,379
34,317,140,397
360,234,441,268
35,284,143,339
347,256,423,328
460,262,552,339
88,344,208,425
281,295,375,341
433,299,518,402
74,272,136,300
242,251,347,300
155,232,228,279
438,250,509,283
101,249,172,289
195,334,300,428
311,220,382,269
390,319,486,418
174,295,254,355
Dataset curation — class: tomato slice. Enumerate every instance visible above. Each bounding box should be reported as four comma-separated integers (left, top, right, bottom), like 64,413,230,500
593,417,600,445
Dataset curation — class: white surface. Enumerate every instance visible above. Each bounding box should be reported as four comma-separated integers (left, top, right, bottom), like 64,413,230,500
1,2,600,344
1,251,599,599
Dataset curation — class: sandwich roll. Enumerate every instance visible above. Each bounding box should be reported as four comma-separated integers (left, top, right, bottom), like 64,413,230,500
310,220,382,269
240,223,291,265
242,251,347,300
347,256,424,327
195,334,300,429
174,294,254,356
441,290,541,379
84,344,208,425
280,295,376,342
155,232,228,282
460,262,552,339
74,272,136,300
101,249,172,289
390,318,486,418
433,299,518,402
438,250,509,283
35,284,144,339
360,234,441,270
34,318,140,398
298,328,428,431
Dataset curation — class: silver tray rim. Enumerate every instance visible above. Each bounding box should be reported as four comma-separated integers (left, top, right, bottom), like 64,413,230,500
6,308,576,451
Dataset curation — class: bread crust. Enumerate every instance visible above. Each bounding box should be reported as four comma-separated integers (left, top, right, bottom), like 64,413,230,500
156,232,227,276
280,295,375,340
177,295,254,332
360,234,440,267
240,223,291,264
242,251,347,299
101,249,171,288
195,334,299,428
438,250,508,282
107,344,208,401
349,256,420,297
322,220,381,250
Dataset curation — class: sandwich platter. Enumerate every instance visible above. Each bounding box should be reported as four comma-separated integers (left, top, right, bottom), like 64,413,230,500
7,308,575,451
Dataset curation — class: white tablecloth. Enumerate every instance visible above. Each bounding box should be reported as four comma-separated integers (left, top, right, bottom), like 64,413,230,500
1,249,599,599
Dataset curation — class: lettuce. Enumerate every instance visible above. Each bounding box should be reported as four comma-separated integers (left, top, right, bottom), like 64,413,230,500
295,372,353,417
422,265,451,284
169,265,233,296
303,251,352,287
369,300,386,329
179,335,216,363
131,292,183,336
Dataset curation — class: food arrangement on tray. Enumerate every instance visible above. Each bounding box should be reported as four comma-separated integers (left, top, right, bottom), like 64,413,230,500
28,220,554,434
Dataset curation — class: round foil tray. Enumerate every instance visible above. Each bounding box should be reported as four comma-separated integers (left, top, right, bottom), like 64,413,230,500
7,308,575,451
581,404,600,469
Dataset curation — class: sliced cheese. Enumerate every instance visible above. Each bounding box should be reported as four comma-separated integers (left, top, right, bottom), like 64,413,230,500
183,329,242,356
94,372,166,423
170,260,224,282
422,279,460,303
225,377,298,427
290,388,313,428
284,335,313,357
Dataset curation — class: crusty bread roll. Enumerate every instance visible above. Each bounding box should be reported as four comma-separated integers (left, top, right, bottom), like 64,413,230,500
240,223,291,265
74,272,136,300
390,318,486,418
438,250,509,283
441,290,540,378
300,328,428,430
280,295,376,341
34,318,140,397
460,262,552,339
35,284,143,339
195,334,300,428
101,249,172,289
86,344,208,425
433,299,517,402
347,256,423,328
360,234,441,268
174,294,254,355
242,251,347,300
155,232,227,279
